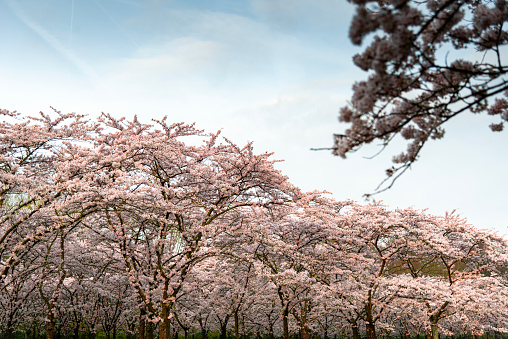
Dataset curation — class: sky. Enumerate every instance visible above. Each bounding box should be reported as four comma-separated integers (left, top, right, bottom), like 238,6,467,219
0,0,507,236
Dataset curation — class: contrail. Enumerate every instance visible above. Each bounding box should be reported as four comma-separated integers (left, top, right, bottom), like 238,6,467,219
4,0,98,81
94,0,139,49
69,0,75,49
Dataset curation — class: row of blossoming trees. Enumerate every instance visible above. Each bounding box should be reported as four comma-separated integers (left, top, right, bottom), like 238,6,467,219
0,110,507,339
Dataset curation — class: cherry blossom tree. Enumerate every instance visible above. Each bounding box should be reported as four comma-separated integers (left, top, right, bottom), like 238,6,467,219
333,0,508,192
87,115,296,339
239,193,341,339
321,202,426,339
0,109,103,283
395,209,508,339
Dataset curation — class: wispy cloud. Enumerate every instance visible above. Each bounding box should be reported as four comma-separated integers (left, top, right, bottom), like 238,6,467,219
93,0,139,49
4,0,98,80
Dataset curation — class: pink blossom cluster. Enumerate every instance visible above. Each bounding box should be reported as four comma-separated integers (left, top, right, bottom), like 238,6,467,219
334,0,508,192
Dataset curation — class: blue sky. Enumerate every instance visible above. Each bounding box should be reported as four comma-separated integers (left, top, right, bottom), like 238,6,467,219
1,0,507,235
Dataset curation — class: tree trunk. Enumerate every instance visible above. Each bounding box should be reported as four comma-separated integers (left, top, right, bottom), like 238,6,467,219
159,304,171,339
4,328,14,339
146,322,154,339
234,311,240,339
199,320,208,339
300,326,310,339
282,308,290,339
220,325,228,339
365,322,376,339
46,319,55,339
139,309,146,339
431,325,439,339
352,326,360,339
268,325,274,339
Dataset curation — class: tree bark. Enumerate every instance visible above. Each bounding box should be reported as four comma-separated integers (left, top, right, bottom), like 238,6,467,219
365,322,376,339
300,326,310,339
73,324,79,339
282,308,290,339
159,304,171,339
352,326,360,339
431,324,439,339
234,311,240,339
139,309,146,339
146,322,154,339
220,325,228,339
4,328,14,339
199,319,208,339
46,318,55,339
